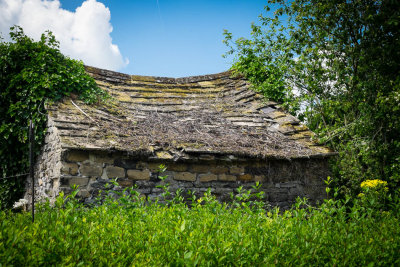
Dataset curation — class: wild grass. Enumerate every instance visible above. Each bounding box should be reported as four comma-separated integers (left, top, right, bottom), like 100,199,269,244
1,182,399,266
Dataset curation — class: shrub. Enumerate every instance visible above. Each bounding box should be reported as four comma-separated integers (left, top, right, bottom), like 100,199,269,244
358,179,390,211
0,186,399,266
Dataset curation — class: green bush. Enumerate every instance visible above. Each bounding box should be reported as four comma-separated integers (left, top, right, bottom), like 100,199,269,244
1,185,399,266
223,0,400,200
0,26,108,209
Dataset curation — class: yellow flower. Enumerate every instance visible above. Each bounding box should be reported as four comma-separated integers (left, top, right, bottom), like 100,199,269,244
360,179,388,189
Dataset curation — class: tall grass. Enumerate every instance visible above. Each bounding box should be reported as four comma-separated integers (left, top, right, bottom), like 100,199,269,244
1,183,399,266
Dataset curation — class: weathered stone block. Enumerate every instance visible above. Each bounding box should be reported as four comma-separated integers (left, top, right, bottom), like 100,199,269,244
61,162,79,175
64,177,89,186
174,172,196,182
52,178,60,190
147,162,164,171
254,175,265,182
167,163,188,172
127,169,150,180
238,174,253,181
135,180,155,188
88,178,109,190
117,179,134,187
136,162,148,170
59,186,73,195
218,174,237,181
214,187,233,194
66,150,89,162
156,151,173,159
230,166,244,174
199,173,217,182
191,164,210,173
198,154,215,161
137,188,151,194
209,165,229,174
80,162,102,177
151,188,164,193
278,182,297,188
90,152,114,164
77,189,90,198
105,166,125,178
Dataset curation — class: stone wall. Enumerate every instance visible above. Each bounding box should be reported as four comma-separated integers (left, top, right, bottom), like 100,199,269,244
24,118,62,205
59,149,330,209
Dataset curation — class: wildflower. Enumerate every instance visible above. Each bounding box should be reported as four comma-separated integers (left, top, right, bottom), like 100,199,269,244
359,179,389,209
360,179,388,191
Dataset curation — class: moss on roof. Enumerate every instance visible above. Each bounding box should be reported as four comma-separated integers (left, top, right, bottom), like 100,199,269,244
48,66,335,160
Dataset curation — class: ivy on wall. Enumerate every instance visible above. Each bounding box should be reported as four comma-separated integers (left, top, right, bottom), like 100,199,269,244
0,26,108,209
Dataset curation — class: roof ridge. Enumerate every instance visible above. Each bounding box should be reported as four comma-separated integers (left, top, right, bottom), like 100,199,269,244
84,65,236,84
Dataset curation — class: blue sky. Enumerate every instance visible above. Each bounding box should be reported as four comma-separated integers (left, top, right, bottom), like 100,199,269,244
58,0,267,77
0,0,269,77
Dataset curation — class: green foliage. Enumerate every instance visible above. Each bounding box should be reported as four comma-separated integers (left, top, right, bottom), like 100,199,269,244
223,20,299,114
358,179,390,211
1,187,399,266
0,26,108,209
224,0,400,197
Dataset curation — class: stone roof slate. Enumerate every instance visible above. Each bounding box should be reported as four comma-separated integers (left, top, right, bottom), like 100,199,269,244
47,66,335,160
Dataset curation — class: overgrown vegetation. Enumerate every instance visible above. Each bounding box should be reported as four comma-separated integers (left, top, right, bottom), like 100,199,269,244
1,180,399,266
1,8,400,263
223,0,400,198
0,26,107,209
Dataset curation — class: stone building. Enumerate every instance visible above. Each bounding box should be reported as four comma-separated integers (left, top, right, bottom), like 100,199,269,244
24,66,335,209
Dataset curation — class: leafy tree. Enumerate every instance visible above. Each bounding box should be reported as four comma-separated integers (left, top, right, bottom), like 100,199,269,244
0,26,107,209
224,0,400,196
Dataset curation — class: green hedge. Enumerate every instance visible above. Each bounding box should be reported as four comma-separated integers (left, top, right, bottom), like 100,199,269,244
1,187,399,266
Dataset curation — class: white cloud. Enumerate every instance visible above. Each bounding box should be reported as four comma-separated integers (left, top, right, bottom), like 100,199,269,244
0,0,128,71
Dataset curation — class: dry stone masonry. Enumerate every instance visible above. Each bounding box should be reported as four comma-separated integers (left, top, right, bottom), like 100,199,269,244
57,149,329,208
23,66,335,209
24,118,62,203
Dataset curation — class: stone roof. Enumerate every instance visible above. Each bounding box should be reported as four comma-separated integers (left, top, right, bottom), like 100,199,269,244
47,66,335,161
